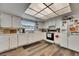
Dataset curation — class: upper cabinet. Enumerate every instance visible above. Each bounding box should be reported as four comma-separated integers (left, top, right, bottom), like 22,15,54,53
0,13,21,28
0,13,12,28
12,16,21,28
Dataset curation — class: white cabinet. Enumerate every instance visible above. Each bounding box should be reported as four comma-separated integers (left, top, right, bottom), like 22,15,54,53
68,35,79,52
0,13,21,28
12,16,21,28
18,33,28,46
38,22,44,29
28,33,34,44
60,33,68,48
9,34,17,49
28,31,43,44
35,31,43,41
0,13,12,27
54,32,60,45
0,35,9,52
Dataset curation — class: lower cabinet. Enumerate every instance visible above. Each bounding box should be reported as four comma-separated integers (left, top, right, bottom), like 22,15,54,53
68,35,79,52
18,34,28,46
0,31,44,53
9,34,18,49
0,35,9,52
60,33,68,48
28,33,33,44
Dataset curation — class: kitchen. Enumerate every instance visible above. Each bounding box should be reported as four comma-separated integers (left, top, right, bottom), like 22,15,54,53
0,3,79,56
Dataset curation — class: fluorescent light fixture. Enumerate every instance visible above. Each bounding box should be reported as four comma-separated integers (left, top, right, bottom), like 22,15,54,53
29,3,46,12
25,3,71,20
45,3,52,6
40,8,53,15
25,8,37,15
49,3,69,11
35,13,44,18
46,12,57,18
41,16,49,19
56,6,71,15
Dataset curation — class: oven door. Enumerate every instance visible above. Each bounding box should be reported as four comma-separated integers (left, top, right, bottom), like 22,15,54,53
46,33,54,41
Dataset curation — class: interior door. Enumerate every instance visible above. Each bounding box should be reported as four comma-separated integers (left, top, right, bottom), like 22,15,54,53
0,35,9,52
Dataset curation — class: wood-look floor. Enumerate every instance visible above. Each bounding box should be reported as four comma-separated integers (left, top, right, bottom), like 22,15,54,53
0,41,79,56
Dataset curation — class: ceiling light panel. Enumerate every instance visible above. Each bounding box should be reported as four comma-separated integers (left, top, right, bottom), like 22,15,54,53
46,12,57,18
45,3,52,6
41,16,49,19
29,3,46,12
40,8,53,15
56,6,71,15
25,8,37,15
49,3,69,11
35,13,44,18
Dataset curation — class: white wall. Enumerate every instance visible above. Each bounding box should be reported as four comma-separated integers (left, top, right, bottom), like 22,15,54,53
44,16,62,29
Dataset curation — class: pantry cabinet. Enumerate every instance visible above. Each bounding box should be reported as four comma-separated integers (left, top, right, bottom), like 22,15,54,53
0,35,9,52
0,13,12,28
9,34,18,49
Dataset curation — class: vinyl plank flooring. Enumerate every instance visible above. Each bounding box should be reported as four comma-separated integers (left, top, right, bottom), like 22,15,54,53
0,41,79,56
24,44,49,56
44,45,60,56
32,44,53,56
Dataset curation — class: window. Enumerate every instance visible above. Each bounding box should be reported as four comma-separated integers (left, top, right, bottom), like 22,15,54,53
21,20,36,31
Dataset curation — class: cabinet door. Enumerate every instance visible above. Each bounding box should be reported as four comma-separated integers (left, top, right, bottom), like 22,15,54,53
68,35,79,52
10,35,17,49
54,32,60,45
0,13,12,27
28,33,33,44
18,34,27,46
0,35,9,52
12,16,21,28
60,33,68,48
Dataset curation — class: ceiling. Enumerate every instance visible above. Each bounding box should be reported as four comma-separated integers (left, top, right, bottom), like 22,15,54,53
0,3,72,21
0,3,41,21
25,3,72,20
